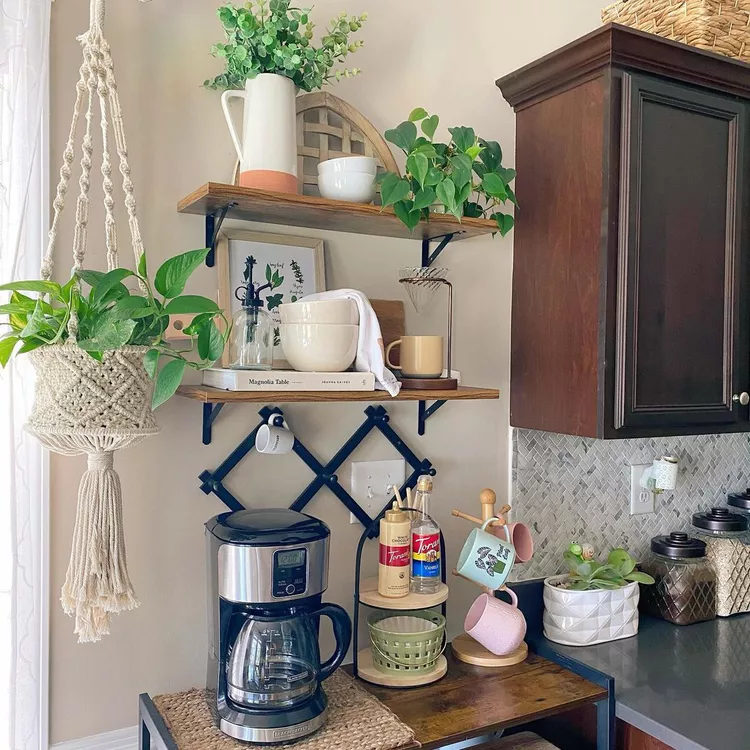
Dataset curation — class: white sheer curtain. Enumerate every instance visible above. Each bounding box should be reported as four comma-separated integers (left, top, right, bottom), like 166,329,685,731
0,1,51,749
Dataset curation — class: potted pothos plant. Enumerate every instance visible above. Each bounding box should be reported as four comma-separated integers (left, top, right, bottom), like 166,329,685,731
543,542,655,647
205,0,367,193
0,248,229,409
379,108,517,235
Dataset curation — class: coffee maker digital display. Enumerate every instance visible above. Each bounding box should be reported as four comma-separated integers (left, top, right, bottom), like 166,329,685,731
273,548,307,597
206,509,351,744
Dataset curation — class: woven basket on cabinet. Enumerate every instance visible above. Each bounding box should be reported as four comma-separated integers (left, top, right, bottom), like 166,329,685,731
602,0,750,62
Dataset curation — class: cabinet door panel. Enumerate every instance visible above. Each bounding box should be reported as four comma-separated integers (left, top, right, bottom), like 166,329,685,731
615,73,746,430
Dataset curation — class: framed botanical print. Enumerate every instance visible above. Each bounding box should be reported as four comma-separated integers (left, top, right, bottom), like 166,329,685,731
216,229,326,366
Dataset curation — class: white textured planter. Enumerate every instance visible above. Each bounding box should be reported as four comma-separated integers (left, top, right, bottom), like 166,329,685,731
543,575,640,646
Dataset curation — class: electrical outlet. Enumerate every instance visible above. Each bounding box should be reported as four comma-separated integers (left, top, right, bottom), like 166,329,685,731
350,460,406,524
630,464,655,515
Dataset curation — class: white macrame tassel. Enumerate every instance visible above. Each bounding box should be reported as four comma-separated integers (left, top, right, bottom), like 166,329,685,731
61,451,139,643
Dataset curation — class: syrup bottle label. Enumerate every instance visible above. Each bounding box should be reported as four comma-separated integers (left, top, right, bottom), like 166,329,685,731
412,533,441,578
379,543,410,566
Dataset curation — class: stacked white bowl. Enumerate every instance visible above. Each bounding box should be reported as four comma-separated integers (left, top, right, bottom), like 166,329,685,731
317,156,377,203
279,299,359,372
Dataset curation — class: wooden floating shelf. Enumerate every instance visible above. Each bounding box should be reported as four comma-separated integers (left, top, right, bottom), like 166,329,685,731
178,183,498,242
177,385,500,404
359,577,449,610
356,648,448,688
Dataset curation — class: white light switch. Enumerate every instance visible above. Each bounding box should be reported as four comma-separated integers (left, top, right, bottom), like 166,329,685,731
630,464,655,515
350,460,406,524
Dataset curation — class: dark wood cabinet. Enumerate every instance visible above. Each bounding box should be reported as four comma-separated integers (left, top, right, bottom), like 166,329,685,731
498,24,750,438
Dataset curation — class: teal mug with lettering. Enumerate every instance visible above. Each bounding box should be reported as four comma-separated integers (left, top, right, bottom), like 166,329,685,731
456,518,516,590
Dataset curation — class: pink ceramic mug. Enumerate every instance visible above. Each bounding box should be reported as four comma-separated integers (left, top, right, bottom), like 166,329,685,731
464,589,527,656
493,522,534,563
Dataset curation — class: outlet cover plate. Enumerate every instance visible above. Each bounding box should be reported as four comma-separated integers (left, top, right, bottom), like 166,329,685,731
350,459,406,524
630,464,655,515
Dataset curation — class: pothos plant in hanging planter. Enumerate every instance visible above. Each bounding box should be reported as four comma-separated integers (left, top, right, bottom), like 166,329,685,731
379,108,517,235
0,248,229,409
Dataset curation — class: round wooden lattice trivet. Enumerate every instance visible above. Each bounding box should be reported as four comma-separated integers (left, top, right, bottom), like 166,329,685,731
152,670,417,750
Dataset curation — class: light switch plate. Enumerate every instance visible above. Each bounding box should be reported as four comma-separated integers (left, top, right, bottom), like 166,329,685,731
630,464,655,515
350,459,406,524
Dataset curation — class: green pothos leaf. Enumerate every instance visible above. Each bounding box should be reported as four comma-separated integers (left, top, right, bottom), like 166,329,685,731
152,358,186,409
143,348,160,379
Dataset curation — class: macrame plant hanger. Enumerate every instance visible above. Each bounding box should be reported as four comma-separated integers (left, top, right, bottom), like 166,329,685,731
26,0,159,642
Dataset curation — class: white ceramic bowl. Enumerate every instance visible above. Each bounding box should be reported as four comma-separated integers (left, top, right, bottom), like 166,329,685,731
279,299,359,325
318,172,376,203
317,156,377,176
281,323,359,372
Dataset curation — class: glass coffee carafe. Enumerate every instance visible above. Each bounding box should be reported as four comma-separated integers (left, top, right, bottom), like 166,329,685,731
226,604,350,710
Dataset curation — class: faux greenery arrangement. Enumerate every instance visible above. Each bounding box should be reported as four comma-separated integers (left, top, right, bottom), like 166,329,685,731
0,248,229,409
558,542,655,591
204,0,367,92
379,108,517,235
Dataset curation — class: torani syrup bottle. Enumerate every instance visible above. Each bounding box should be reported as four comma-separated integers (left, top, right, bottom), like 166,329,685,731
410,475,441,594
378,501,410,597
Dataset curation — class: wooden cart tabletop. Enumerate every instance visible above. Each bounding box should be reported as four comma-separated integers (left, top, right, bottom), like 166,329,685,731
346,646,608,750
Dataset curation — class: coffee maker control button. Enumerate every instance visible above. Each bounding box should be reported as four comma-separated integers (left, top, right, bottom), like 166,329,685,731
285,584,296,595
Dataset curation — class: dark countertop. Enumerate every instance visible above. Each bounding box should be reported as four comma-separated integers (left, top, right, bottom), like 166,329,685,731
545,614,750,750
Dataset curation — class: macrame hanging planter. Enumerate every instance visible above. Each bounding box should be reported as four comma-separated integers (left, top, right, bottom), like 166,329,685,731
27,0,159,642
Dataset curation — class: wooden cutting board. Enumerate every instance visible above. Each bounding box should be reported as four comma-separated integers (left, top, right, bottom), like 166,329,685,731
372,299,405,367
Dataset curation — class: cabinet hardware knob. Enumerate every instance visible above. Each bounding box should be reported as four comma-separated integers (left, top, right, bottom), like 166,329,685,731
733,392,750,406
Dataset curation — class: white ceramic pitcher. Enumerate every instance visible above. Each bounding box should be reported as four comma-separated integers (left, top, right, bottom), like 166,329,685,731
221,73,298,194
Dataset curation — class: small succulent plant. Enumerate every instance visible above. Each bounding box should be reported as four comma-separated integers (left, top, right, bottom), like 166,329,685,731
560,542,655,591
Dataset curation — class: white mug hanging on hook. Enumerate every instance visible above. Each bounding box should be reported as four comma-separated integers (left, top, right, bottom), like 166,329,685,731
255,414,295,455
222,74,299,194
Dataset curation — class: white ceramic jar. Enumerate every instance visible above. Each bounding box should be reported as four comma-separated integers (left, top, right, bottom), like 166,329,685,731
543,575,640,646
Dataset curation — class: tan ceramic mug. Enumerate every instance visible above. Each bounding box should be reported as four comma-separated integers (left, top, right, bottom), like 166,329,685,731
385,336,444,378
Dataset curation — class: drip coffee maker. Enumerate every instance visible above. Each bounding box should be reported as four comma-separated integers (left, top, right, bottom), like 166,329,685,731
206,509,351,743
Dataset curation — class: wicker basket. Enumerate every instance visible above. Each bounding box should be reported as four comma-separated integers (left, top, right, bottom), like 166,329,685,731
602,0,750,61
367,610,446,675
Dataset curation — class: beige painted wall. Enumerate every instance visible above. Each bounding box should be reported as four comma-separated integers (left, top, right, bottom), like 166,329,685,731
48,1,604,742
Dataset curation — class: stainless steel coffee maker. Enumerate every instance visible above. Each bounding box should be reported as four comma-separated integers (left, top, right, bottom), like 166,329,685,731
206,509,351,744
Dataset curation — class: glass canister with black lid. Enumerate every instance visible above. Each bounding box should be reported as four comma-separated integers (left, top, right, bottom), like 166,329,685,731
692,507,750,617
727,489,750,519
639,532,716,625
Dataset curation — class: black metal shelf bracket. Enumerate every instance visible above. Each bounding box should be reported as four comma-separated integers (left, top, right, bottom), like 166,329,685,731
198,403,436,535
418,399,447,436
421,233,456,268
202,402,226,445
205,202,237,267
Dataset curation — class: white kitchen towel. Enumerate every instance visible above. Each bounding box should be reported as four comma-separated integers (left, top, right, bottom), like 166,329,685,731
299,289,401,396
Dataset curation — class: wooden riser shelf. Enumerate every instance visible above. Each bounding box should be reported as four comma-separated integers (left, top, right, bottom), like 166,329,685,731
358,578,449,610
177,384,500,404
178,183,498,242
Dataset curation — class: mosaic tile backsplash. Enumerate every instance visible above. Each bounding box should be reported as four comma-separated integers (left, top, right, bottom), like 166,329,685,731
511,430,750,580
